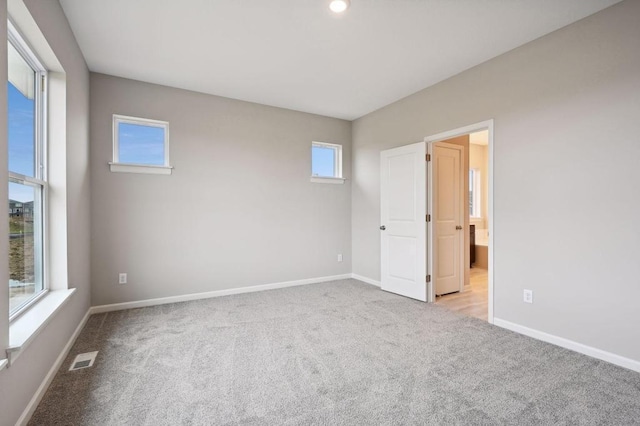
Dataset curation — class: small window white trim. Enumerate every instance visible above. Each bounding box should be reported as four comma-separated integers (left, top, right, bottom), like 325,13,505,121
311,141,344,183
108,163,173,175
310,176,345,184
111,114,172,174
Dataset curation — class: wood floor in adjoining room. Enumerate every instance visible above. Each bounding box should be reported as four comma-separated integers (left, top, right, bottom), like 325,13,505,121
436,267,488,321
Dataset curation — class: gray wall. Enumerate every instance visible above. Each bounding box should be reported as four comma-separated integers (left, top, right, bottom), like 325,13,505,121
352,0,640,362
0,0,91,425
90,74,351,306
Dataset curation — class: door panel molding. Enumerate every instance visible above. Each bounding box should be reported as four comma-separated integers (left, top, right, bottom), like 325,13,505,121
432,142,464,296
380,142,427,301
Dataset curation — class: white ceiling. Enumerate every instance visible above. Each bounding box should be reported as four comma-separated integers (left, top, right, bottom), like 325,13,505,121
59,0,620,120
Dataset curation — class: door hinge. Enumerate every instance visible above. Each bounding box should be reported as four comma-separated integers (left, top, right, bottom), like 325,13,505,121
426,214,431,222
426,275,431,283
426,154,431,162
41,75,45,92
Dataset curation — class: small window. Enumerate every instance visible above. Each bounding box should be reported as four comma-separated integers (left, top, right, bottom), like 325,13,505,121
469,168,481,218
311,141,344,184
110,115,171,175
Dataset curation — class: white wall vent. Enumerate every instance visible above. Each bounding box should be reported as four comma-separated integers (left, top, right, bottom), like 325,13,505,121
69,351,98,371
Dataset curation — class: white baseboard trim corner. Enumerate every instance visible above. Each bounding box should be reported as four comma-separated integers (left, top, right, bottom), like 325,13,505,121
351,273,381,287
16,309,91,426
90,273,353,314
493,318,640,373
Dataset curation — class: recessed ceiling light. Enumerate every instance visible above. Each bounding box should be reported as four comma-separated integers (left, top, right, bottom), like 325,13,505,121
329,0,350,14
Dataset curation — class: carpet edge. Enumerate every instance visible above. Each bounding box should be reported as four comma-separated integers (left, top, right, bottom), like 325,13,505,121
15,309,91,426
90,274,354,314
494,317,640,373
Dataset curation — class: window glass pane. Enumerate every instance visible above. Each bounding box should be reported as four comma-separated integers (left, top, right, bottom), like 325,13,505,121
9,182,43,313
312,145,336,177
8,42,36,178
469,170,475,216
118,122,165,165
469,169,482,218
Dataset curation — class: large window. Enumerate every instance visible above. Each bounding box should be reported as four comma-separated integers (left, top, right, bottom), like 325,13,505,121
110,115,171,174
8,23,48,317
311,141,343,183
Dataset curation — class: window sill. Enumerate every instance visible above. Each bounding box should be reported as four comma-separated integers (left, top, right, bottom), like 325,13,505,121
310,176,345,184
109,162,173,175
7,288,76,365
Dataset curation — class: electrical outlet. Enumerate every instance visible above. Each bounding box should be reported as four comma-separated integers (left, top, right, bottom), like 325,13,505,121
337,254,343,262
119,273,127,284
523,289,533,304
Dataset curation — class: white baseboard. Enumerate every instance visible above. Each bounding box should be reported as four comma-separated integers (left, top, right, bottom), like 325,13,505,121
493,318,640,373
90,274,353,314
351,273,381,287
16,309,91,426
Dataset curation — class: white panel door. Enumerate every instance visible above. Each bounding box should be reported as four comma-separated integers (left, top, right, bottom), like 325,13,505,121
433,142,464,296
380,142,427,301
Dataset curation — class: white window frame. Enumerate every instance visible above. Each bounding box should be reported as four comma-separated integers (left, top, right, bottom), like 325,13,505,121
469,168,482,218
311,141,344,184
110,114,172,175
8,20,49,321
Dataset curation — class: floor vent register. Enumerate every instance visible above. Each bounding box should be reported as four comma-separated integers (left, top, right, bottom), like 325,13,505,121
69,351,98,371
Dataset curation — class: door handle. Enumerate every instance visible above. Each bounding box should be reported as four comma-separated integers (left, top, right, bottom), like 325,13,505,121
380,225,386,231
455,225,463,230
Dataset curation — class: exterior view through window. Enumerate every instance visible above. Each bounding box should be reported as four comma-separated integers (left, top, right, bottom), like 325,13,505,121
113,115,169,166
312,141,342,178
8,29,47,316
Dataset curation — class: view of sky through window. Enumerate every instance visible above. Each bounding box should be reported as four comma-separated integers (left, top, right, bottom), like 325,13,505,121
118,122,165,165
312,145,336,177
8,81,36,202
8,54,41,311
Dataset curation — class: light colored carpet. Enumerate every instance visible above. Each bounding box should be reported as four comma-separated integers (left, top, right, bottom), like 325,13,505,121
31,279,640,425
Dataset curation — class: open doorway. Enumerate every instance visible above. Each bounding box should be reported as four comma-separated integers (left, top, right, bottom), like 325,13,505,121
377,120,493,322
425,121,493,323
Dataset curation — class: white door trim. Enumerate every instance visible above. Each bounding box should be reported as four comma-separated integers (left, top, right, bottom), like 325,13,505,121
424,119,495,324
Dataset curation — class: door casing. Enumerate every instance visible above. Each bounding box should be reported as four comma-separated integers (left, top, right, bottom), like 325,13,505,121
424,120,495,324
